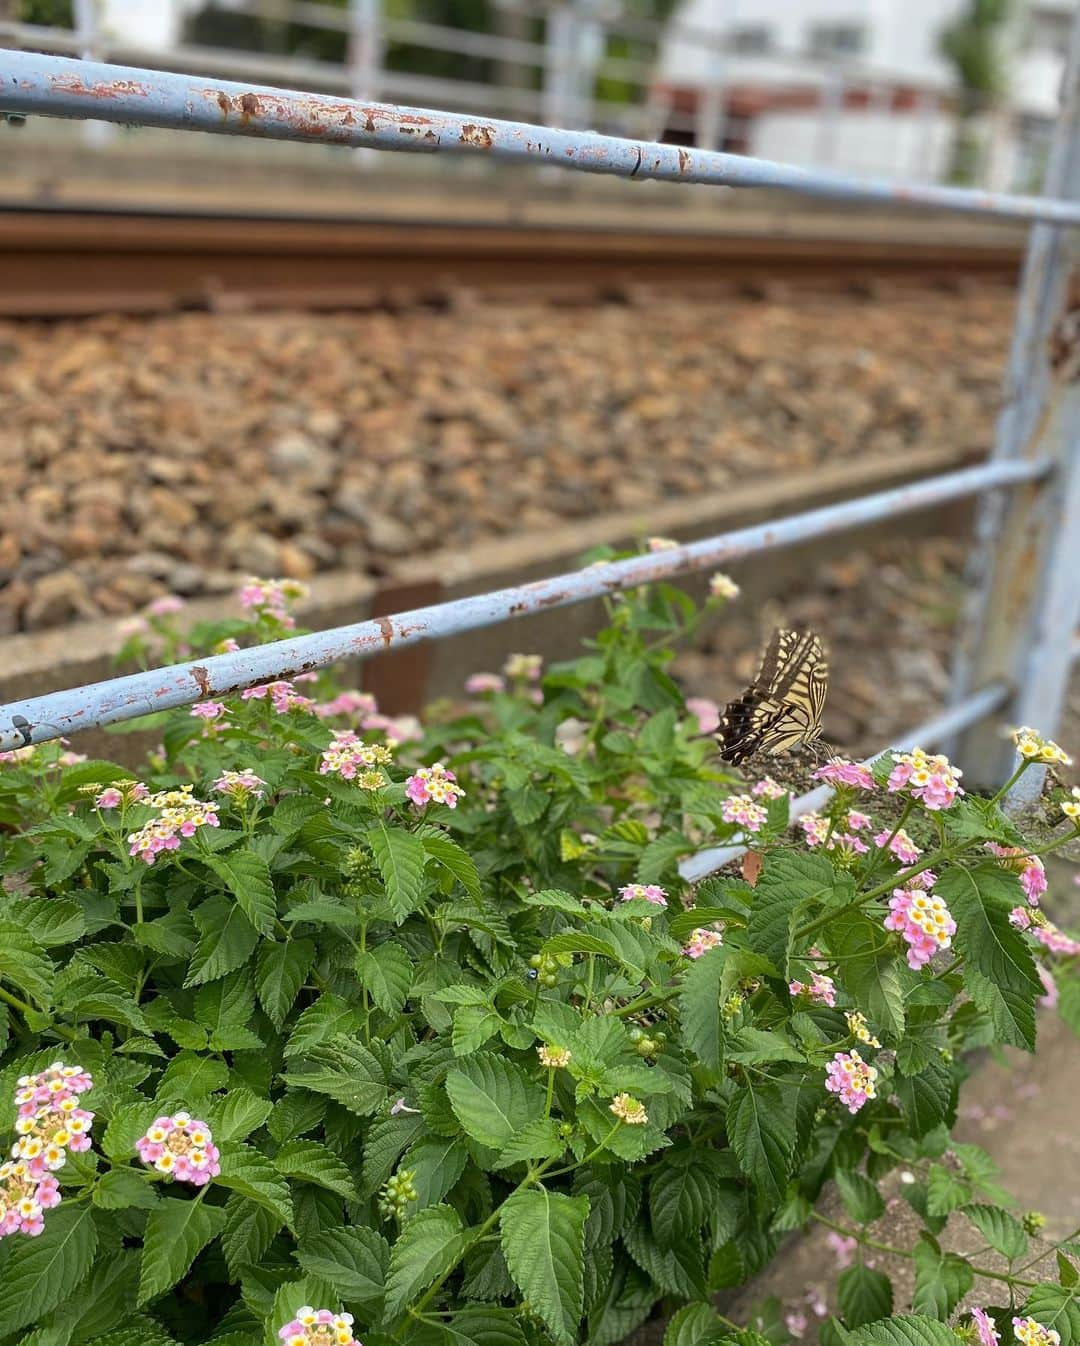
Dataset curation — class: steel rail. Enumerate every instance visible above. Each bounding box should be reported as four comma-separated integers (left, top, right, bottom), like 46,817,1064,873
3,52,1080,226
0,457,1047,751
677,680,1011,883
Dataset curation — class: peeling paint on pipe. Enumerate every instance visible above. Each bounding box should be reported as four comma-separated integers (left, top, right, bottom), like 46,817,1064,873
3,51,1080,225
0,457,1047,750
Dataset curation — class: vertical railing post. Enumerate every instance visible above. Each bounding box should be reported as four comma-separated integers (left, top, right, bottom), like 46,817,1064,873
348,0,382,104
544,1,577,127
950,8,1080,798
73,0,111,146
695,31,727,152
815,69,844,167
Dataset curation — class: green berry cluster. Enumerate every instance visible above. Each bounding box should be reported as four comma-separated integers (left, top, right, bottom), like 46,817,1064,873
378,1168,417,1221
628,1026,667,1057
528,951,573,987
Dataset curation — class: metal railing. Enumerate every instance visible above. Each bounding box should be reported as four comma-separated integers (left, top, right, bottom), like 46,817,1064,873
0,29,1077,879
0,0,1045,191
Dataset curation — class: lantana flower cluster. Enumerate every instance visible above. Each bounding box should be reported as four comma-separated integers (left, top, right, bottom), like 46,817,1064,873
502,653,542,682
800,810,870,854
825,1049,878,1114
1061,786,1080,821
887,747,963,810
986,843,1047,905
2,1062,94,1239
93,779,150,810
1013,1319,1061,1346
874,826,921,864
610,1093,648,1125
619,884,667,907
1010,907,1080,956
970,1309,1000,1346
846,1010,881,1048
709,573,740,600
405,762,465,810
788,971,837,1007
1012,726,1072,767
278,1307,360,1346
684,927,724,959
212,768,267,801
319,733,393,788
751,777,786,800
127,786,220,865
811,757,875,790
241,680,315,715
721,795,768,832
238,576,309,627
314,690,378,721
136,1112,220,1187
884,886,957,969
464,673,506,696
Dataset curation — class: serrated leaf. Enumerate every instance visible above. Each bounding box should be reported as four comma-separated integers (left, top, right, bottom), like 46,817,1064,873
282,1033,388,1116
445,1053,545,1150
0,1205,98,1335
838,1265,893,1328
750,852,839,975
500,1188,589,1346
452,1005,503,1056
495,1118,564,1171
725,1027,804,1065
663,1304,729,1346
138,1198,227,1304
355,941,413,1016
835,1170,885,1225
383,1204,467,1320
418,828,481,899
926,1165,970,1218
283,994,364,1058
649,1160,717,1249
216,1143,295,1226
209,1088,275,1144
222,1194,284,1280
1023,1287,1080,1346
157,1050,229,1103
522,889,586,915
726,1082,796,1206
93,1166,159,1210
938,865,1042,1050
295,1225,389,1303
826,909,906,1040
962,1205,1028,1261
205,850,277,935
912,1240,973,1319
679,947,725,1074
403,1134,471,1205
0,919,54,1007
256,939,316,1030
274,1139,359,1201
184,899,258,987
11,900,86,948
894,1056,955,1139
369,824,427,923
843,1315,961,1346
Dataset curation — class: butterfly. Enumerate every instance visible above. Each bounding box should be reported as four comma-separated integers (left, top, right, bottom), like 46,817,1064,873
716,628,829,766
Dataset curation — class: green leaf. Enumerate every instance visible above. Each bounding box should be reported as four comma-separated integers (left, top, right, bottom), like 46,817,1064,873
842,1316,963,1346
383,1204,467,1321
222,1194,284,1280
649,1160,716,1249
403,1134,471,1206
295,1225,389,1303
0,1205,99,1335
138,1199,227,1304
678,947,725,1074
257,940,316,1030
184,898,259,987
209,1088,275,1144
962,1205,1028,1261
93,1166,159,1210
838,1265,893,1328
826,909,906,1040
521,889,586,915
369,824,428,923
274,1139,359,1201
926,1165,970,1218
541,932,644,982
282,1033,388,1116
725,1027,804,1065
835,1170,885,1225
205,850,277,935
663,1304,729,1346
494,1118,565,1170
749,852,839,975
12,899,86,948
894,1057,955,1139
157,1050,229,1102
726,1082,796,1206
0,919,54,1006
445,1053,545,1150
938,865,1042,1050
418,828,481,899
499,1188,589,1346
216,1143,295,1227
1022,1288,1080,1346
911,1239,973,1320
355,941,413,1016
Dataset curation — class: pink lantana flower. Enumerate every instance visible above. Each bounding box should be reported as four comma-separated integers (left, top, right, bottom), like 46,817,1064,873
278,1308,359,1346
812,757,875,790
884,888,956,969
686,697,720,735
824,1050,878,1114
721,795,768,832
873,826,921,864
619,883,667,907
405,762,465,809
683,927,723,958
465,673,506,695
136,1112,220,1187
788,971,837,1007
752,776,786,800
986,843,1047,905
970,1310,1000,1346
887,747,963,810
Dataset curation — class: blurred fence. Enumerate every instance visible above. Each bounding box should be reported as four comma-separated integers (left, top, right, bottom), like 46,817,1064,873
0,0,1044,190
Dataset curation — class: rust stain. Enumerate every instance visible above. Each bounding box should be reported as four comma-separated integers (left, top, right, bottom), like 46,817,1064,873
216,91,230,117
677,147,690,174
239,92,260,123
49,74,150,100
376,616,394,648
460,122,495,150
190,666,212,698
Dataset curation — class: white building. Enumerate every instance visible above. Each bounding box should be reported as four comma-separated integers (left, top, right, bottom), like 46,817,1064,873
654,0,1075,188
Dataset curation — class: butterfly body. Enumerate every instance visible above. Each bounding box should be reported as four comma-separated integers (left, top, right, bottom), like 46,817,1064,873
716,628,829,765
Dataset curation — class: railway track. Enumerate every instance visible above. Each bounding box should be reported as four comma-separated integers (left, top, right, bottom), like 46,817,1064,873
0,206,1024,317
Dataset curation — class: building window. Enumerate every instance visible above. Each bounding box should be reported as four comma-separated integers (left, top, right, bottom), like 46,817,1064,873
730,25,774,55
806,22,866,57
